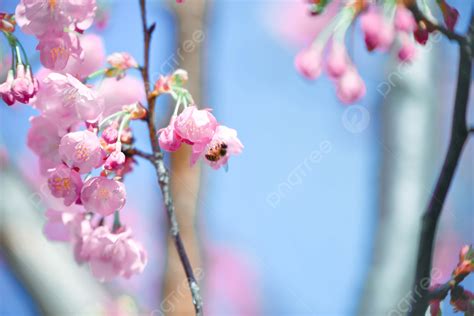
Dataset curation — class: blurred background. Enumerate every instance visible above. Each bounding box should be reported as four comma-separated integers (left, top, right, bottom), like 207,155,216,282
0,0,472,315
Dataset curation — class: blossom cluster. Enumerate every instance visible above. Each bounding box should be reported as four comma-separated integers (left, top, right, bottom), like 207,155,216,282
27,65,148,280
156,70,244,170
1,0,243,281
15,0,97,70
0,13,38,105
296,0,459,104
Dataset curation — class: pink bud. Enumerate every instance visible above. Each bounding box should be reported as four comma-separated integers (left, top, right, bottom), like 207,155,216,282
394,6,417,32
326,41,349,79
104,151,126,170
336,68,366,104
0,70,15,106
360,7,394,52
398,35,416,62
102,123,118,144
294,47,322,80
12,64,37,104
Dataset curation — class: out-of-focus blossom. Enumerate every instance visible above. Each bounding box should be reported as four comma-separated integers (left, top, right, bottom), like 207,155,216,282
104,151,126,171
47,164,83,206
33,73,104,131
43,208,78,242
81,176,126,216
63,34,106,79
336,67,366,104
106,52,138,79
326,41,349,79
81,226,147,281
398,34,416,62
59,130,104,173
360,6,394,52
394,5,417,33
294,47,322,80
27,115,64,174
98,76,145,116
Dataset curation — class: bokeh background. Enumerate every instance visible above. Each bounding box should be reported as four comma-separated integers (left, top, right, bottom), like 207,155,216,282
0,0,472,315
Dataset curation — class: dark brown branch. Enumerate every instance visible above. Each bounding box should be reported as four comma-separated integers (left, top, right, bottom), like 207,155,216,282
409,12,474,316
138,1,203,315
407,2,465,44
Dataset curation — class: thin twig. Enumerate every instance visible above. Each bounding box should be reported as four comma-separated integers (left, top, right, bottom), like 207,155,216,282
407,2,466,44
138,1,203,315
409,12,474,316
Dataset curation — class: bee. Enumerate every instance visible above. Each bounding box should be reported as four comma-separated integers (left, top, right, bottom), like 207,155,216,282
205,142,228,162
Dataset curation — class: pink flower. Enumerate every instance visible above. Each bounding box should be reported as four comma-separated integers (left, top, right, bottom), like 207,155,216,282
59,130,104,174
81,177,126,216
360,7,394,52
98,76,145,117
102,123,118,144
394,5,417,33
107,52,138,70
294,47,322,80
192,125,244,169
0,70,15,106
158,116,183,152
33,73,104,131
81,226,147,281
27,115,63,174
326,41,349,79
15,0,96,36
47,165,83,206
398,35,416,62
104,151,126,171
174,106,218,144
43,208,78,242
336,68,366,104
62,34,106,80
11,64,38,104
37,31,82,71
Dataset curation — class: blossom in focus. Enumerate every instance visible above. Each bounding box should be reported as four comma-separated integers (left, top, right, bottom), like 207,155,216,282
0,70,15,105
80,226,147,281
47,164,83,206
59,130,104,174
104,151,126,171
158,116,183,152
193,125,244,169
174,106,218,145
81,177,126,216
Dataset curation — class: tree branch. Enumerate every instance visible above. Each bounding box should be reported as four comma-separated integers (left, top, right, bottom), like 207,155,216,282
409,12,474,316
407,2,466,44
138,1,203,315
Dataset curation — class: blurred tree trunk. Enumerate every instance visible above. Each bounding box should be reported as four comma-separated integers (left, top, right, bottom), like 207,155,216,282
358,47,441,314
163,1,207,315
0,163,110,315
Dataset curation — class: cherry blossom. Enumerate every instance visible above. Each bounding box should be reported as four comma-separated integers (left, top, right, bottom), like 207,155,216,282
174,106,218,145
81,177,126,216
47,164,83,206
58,130,104,173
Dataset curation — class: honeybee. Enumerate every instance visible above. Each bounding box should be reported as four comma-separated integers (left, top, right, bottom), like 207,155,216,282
205,142,228,162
